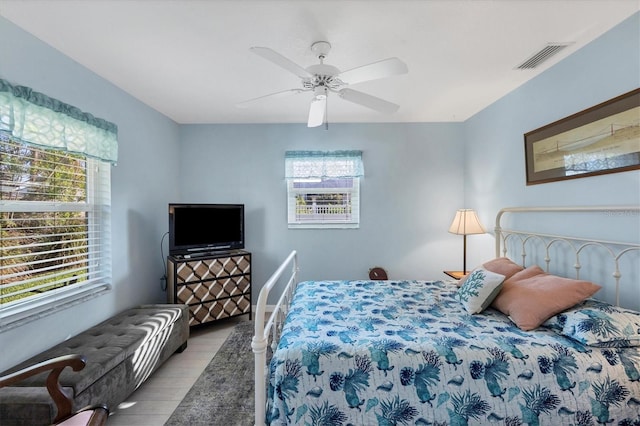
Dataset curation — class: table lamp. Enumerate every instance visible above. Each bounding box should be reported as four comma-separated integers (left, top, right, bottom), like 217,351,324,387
448,209,486,273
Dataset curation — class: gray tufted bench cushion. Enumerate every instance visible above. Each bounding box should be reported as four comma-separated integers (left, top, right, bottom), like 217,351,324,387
0,304,189,425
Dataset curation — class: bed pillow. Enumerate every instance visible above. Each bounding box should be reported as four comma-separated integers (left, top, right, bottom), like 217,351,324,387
455,268,506,314
502,264,547,284
482,257,524,280
454,257,523,287
544,299,640,347
491,266,601,330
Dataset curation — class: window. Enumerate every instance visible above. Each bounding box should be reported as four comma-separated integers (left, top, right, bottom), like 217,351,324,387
285,150,363,229
0,78,117,329
0,137,112,327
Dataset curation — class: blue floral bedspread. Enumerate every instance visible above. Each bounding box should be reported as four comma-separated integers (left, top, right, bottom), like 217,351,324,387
267,280,640,425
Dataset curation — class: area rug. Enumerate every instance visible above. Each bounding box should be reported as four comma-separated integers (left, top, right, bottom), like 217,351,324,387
165,320,257,426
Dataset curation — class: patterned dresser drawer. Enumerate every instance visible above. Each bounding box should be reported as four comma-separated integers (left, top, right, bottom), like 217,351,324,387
188,294,251,326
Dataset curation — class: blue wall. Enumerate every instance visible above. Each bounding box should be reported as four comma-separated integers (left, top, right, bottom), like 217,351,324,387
0,11,638,370
465,12,639,216
0,16,181,370
464,12,640,307
178,123,464,293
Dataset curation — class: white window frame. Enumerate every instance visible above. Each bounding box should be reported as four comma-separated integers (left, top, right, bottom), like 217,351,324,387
0,141,112,331
285,151,363,229
287,177,360,229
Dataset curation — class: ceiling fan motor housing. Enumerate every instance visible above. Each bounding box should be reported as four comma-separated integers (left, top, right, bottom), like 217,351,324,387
304,41,343,91
304,64,342,91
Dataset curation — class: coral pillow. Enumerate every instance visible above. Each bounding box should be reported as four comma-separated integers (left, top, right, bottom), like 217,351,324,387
482,257,524,280
492,266,601,331
456,258,524,286
503,265,547,284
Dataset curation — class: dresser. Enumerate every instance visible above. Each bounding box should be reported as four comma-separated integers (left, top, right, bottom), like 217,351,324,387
167,250,251,326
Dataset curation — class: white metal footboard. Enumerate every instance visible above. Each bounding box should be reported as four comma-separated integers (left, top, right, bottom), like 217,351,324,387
252,250,298,426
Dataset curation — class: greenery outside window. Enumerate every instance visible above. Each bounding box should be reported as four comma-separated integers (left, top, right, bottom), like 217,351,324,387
0,79,117,330
285,150,363,229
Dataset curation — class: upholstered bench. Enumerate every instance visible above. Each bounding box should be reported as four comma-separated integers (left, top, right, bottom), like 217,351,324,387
0,304,189,426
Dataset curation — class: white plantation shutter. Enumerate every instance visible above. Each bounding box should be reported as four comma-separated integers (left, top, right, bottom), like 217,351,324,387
285,151,363,229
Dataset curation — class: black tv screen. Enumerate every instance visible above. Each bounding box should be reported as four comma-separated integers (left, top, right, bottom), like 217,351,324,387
169,204,244,255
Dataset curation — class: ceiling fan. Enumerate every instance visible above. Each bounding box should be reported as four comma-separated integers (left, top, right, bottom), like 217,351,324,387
237,41,408,127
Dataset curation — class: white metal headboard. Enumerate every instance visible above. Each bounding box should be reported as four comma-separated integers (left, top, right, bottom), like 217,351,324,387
494,206,640,307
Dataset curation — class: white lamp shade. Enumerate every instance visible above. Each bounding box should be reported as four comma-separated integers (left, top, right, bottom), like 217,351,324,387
448,209,486,235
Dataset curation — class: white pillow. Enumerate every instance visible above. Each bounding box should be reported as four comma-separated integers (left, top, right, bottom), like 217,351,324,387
455,267,506,314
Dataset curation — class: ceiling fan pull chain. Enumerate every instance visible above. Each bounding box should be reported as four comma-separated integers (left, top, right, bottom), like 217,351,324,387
325,95,329,131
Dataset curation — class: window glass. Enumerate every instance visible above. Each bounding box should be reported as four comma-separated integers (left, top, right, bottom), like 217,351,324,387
0,137,111,328
285,151,362,229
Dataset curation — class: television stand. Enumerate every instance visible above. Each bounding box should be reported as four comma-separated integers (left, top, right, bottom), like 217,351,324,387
167,250,251,326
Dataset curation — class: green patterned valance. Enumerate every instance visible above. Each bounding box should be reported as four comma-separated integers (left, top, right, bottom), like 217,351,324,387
0,78,118,163
285,150,364,179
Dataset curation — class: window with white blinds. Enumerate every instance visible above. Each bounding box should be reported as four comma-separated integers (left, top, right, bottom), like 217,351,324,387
285,151,363,229
0,137,111,328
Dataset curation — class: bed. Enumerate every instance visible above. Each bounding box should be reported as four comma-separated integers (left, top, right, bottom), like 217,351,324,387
252,206,640,426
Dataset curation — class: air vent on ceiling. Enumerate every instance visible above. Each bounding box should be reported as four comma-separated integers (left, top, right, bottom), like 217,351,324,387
516,43,573,70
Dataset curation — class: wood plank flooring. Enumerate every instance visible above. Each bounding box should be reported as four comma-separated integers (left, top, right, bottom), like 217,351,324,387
107,315,248,426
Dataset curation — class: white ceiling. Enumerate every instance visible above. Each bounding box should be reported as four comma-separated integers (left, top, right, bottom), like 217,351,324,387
1,1,638,125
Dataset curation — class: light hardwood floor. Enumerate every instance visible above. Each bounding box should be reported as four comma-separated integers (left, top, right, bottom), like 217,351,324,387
106,315,248,426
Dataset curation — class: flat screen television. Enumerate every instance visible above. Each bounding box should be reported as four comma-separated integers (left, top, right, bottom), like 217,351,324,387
169,203,244,256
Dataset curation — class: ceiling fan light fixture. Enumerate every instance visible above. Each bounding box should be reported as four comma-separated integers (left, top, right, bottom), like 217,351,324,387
308,96,326,127
314,86,327,100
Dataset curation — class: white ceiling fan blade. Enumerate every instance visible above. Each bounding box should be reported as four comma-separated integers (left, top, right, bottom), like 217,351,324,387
337,58,408,85
338,88,399,114
250,47,313,79
307,97,326,127
236,89,305,108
